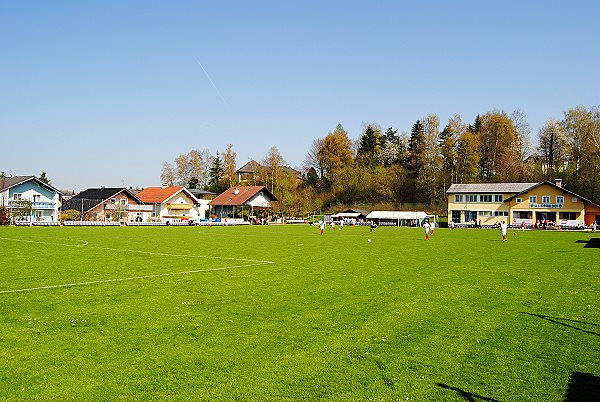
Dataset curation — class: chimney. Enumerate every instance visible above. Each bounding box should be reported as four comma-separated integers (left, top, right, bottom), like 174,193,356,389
555,178,563,188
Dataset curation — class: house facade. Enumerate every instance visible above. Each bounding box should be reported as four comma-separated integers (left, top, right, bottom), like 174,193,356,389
209,186,277,219
0,175,62,222
136,186,202,223
62,187,152,222
447,180,600,226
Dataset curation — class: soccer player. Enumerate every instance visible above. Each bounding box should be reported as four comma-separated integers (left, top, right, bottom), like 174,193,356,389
430,220,435,235
424,221,431,240
319,220,325,235
369,221,377,233
501,221,508,241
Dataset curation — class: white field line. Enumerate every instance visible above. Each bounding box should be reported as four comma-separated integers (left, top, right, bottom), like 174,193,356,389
0,237,89,247
0,261,272,295
0,237,275,294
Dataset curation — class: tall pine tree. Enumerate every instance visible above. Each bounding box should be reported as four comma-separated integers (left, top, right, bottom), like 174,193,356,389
356,124,382,169
408,120,426,174
208,153,225,193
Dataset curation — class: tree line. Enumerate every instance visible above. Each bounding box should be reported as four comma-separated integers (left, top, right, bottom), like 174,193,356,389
161,106,600,216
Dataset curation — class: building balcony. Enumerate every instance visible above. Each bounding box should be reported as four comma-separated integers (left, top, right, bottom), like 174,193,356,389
167,203,193,210
104,204,153,212
8,201,56,209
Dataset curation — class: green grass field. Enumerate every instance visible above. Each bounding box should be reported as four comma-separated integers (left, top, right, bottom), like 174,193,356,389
0,225,598,401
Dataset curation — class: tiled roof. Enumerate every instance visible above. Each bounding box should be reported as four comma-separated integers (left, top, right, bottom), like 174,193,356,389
137,186,188,204
236,160,262,174
209,186,277,206
0,175,62,194
446,183,538,194
62,187,142,211
0,175,35,190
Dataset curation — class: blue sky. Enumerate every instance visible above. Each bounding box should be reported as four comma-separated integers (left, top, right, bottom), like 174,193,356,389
2,1,599,191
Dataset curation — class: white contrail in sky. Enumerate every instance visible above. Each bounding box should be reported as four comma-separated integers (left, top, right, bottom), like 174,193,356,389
196,60,230,107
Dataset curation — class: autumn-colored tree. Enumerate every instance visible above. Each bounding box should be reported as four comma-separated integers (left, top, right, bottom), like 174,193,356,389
222,144,237,188
319,124,353,181
478,111,521,182
456,130,480,183
563,106,600,201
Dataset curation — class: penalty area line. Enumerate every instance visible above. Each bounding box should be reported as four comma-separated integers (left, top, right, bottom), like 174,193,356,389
0,261,274,295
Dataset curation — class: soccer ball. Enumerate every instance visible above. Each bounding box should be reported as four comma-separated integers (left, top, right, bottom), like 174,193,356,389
368,238,372,242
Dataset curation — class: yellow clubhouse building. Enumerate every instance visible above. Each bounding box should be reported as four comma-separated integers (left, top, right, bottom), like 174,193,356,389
447,179,600,227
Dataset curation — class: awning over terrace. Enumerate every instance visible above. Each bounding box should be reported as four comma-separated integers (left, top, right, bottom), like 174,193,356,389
366,211,433,226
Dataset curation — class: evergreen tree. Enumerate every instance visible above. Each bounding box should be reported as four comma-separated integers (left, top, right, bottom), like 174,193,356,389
356,124,382,169
468,115,482,133
408,120,426,174
208,153,225,193
187,177,199,189
384,127,399,143
39,172,51,184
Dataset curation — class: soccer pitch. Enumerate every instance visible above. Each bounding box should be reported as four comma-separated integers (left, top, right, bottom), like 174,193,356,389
0,225,598,400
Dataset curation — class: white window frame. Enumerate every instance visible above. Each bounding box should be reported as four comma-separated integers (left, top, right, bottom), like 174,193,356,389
480,195,492,203
516,197,522,203
466,194,477,203
529,196,537,203
455,195,463,202
542,195,550,204
13,193,22,201
494,194,503,202
556,196,564,204
572,196,578,202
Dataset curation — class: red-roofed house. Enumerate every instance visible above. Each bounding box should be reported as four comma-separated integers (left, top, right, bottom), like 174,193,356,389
137,186,203,223
209,186,277,219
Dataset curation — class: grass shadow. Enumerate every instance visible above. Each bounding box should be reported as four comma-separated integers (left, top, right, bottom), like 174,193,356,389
563,372,600,401
575,238,600,248
436,383,501,402
519,312,600,337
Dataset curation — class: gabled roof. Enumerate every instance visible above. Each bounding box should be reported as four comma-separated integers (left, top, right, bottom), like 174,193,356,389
62,187,143,212
209,186,277,206
0,175,63,195
504,181,600,208
236,160,262,174
137,186,200,204
446,183,538,194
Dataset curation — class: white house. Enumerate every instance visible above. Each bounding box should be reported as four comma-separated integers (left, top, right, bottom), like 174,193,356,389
0,175,62,222
209,186,277,219
136,186,202,223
